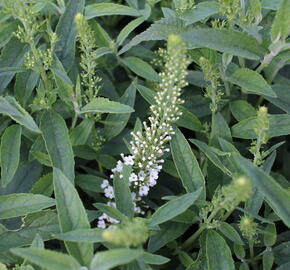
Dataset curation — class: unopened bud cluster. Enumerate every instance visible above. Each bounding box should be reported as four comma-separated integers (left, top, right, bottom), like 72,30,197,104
239,215,258,243
199,57,223,112
75,13,102,106
201,176,252,223
98,35,190,228
102,218,149,247
250,106,270,165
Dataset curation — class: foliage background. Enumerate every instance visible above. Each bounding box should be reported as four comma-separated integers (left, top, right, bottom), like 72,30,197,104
0,0,290,269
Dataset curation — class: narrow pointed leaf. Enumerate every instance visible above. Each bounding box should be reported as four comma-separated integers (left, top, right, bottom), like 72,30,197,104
53,168,93,265
0,125,21,187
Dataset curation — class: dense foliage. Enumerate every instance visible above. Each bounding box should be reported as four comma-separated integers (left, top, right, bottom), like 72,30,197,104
0,0,290,269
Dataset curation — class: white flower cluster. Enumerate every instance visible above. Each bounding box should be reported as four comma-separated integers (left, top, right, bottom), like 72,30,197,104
97,35,190,228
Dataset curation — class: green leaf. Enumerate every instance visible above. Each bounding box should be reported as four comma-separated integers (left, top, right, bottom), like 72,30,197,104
233,155,290,228
90,249,144,270
70,118,94,146
53,168,93,265
148,222,189,253
0,210,59,252
182,29,262,60
30,173,53,197
113,165,134,218
143,252,170,265
0,193,55,219
0,96,40,133
11,248,81,270
0,125,21,187
0,37,28,94
54,229,103,243
55,0,85,69
218,222,244,245
75,174,104,193
228,68,276,97
148,189,202,227
93,202,128,222
41,111,75,183
231,114,290,139
189,139,232,176
85,3,140,19
171,128,205,197
122,57,160,81
117,16,147,46
181,1,220,26
119,17,191,55
271,0,290,40
105,81,137,140
230,100,257,121
81,97,134,114
206,230,235,270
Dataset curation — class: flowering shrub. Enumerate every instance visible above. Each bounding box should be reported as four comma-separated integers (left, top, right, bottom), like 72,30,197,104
0,0,290,269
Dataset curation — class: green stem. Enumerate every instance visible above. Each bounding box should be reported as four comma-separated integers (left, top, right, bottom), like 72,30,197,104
181,226,205,250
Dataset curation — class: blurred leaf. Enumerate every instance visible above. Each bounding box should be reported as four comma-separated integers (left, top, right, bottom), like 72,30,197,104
90,249,143,270
105,81,136,140
123,57,160,81
232,114,290,139
0,96,40,133
54,229,103,243
53,168,93,265
148,189,202,227
12,248,81,270
0,125,21,187
183,29,262,60
230,100,256,121
228,68,276,97
271,0,290,40
233,155,290,228
0,193,55,219
55,0,85,69
41,111,75,183
143,252,170,265
181,1,220,25
93,202,128,222
206,230,235,270
171,128,205,197
81,97,134,114
218,222,244,245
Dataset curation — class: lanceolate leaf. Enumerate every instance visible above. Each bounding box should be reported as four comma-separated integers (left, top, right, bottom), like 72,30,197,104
206,230,235,270
271,0,290,40
0,96,40,133
105,80,137,140
0,125,21,187
123,57,160,81
228,68,276,97
53,168,93,266
232,114,290,139
54,229,103,243
148,189,202,227
181,1,220,26
81,97,134,114
11,248,81,270
233,155,290,228
85,3,140,19
182,29,262,60
55,0,85,69
90,249,144,270
41,111,75,183
0,193,55,219
171,128,205,197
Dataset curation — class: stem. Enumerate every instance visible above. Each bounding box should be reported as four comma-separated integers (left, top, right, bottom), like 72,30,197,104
181,226,205,250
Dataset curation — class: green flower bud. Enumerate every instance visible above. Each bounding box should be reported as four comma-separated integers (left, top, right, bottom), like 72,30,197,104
239,215,258,242
102,218,149,247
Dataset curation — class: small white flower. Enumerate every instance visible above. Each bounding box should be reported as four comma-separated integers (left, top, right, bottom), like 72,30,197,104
129,173,138,183
138,170,146,181
139,185,150,196
123,155,134,166
104,185,114,199
97,219,106,229
101,179,109,189
115,160,123,172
